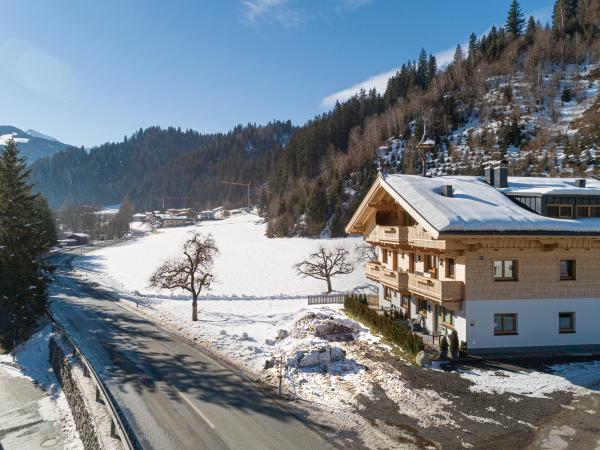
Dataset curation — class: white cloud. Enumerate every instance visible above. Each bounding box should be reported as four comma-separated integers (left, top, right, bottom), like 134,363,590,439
0,38,74,102
319,43,461,109
238,0,374,28
320,4,553,109
238,0,304,28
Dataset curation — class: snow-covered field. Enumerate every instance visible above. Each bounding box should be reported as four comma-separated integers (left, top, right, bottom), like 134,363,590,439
78,213,369,298
0,325,83,450
73,212,372,372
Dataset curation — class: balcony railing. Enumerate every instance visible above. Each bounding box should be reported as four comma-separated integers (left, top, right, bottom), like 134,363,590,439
407,273,464,303
364,262,408,290
366,225,408,245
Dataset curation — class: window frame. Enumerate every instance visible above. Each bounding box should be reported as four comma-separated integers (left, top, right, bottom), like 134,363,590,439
575,205,600,218
559,259,576,281
493,260,518,281
445,258,455,279
558,312,575,334
383,286,392,300
494,313,518,335
547,204,573,219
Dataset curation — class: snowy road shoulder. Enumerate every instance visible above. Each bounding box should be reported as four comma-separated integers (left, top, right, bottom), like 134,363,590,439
0,325,83,450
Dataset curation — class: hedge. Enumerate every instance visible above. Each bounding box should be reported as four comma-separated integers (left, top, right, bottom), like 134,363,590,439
344,294,424,356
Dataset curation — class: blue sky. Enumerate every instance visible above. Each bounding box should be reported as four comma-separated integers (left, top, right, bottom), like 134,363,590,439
1,0,552,147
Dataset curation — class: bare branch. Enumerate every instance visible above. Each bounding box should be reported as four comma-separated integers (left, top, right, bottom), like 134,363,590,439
293,246,355,292
149,232,219,320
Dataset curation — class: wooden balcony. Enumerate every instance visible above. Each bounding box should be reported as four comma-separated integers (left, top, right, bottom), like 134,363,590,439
366,225,448,250
366,225,407,245
407,273,464,303
364,262,409,290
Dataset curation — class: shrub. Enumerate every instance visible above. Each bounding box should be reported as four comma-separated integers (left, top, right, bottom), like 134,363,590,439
439,336,448,352
449,330,459,354
459,340,468,357
344,294,424,357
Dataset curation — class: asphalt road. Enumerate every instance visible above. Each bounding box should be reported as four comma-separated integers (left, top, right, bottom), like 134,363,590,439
48,250,333,450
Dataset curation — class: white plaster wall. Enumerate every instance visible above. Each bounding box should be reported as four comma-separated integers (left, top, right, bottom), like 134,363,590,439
464,298,600,349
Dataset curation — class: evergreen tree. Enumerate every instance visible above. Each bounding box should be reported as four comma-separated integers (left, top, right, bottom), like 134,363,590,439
468,32,478,57
506,0,525,38
0,140,54,348
526,15,537,40
416,48,428,89
427,54,437,84
304,180,328,235
552,0,579,36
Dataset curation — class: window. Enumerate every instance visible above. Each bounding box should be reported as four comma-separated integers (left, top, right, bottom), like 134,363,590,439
446,258,455,278
559,260,576,280
575,206,600,218
381,248,388,264
494,313,518,335
547,204,572,219
383,286,392,300
494,260,518,281
425,255,438,272
559,312,575,333
417,298,427,314
576,206,590,218
400,295,410,309
442,307,454,326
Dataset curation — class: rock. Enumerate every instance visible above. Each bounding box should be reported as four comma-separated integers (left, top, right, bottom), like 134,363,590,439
240,332,248,340
220,329,227,336
264,338,275,346
276,329,288,340
415,350,430,367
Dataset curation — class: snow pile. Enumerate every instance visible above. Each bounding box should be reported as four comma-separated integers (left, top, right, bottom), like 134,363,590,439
460,360,600,398
289,311,360,340
0,325,83,450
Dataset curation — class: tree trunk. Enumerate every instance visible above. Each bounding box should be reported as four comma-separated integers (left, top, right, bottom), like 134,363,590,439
326,277,332,293
192,296,198,321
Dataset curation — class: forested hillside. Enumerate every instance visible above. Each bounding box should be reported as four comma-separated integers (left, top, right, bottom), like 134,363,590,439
30,0,600,238
263,0,600,237
31,121,295,210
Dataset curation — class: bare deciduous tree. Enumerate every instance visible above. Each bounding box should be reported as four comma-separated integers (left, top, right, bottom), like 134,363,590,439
149,232,219,321
354,242,377,264
293,246,354,293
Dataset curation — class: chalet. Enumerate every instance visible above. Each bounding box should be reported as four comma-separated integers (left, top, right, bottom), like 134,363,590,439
199,210,215,221
346,163,600,354
66,233,90,245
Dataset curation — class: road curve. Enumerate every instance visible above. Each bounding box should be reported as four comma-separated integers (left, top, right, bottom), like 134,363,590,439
48,253,333,450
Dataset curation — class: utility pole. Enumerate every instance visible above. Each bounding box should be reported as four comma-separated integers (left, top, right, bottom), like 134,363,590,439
218,180,251,211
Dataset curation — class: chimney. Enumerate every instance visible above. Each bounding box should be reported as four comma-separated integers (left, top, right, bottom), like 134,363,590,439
441,185,454,197
483,161,509,188
494,161,508,188
575,178,586,188
484,165,495,186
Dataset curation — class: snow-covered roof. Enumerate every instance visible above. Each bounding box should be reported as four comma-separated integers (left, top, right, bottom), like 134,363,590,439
380,174,600,235
67,232,90,238
499,176,600,196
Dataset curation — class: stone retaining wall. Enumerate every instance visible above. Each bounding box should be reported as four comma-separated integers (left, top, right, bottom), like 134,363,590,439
49,335,102,450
